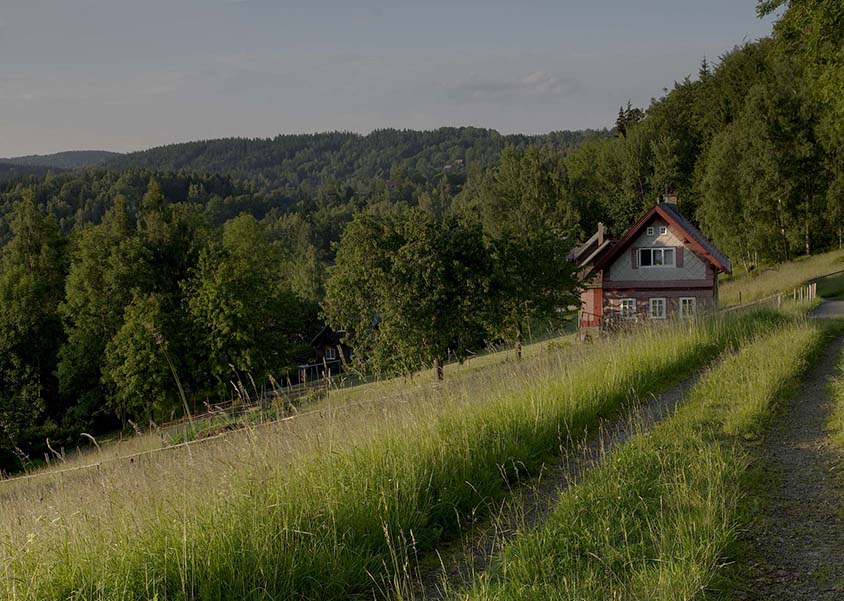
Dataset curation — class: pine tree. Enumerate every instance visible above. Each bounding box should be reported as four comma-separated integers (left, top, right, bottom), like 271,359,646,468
615,106,628,138
699,56,711,81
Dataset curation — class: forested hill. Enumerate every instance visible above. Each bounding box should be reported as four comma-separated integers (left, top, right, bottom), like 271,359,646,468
106,127,603,193
2,150,121,170
0,162,56,181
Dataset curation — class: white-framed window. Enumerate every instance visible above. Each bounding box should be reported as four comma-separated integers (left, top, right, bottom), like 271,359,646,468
638,247,676,268
649,297,667,319
679,297,697,318
325,347,337,360
659,226,667,235
646,226,655,236
619,298,636,319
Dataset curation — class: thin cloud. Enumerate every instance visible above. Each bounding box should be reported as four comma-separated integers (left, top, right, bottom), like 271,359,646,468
439,71,581,104
0,72,191,103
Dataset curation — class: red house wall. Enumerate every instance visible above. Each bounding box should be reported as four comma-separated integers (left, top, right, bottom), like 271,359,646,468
579,287,603,328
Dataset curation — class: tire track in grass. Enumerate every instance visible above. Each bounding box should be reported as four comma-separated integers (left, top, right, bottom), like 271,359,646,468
412,369,704,600
423,321,825,601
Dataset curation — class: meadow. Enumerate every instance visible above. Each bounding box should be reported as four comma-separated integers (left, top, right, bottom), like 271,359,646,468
457,320,825,599
3,331,577,482
0,310,780,600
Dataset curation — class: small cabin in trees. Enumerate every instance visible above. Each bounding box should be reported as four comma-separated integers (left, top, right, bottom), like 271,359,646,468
571,195,732,333
297,325,353,383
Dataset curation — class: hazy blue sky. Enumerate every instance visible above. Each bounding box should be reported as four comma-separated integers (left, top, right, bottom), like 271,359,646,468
0,1,777,156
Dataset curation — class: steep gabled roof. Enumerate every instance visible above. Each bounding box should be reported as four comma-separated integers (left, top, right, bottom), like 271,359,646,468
310,325,347,347
660,202,731,274
575,239,614,270
590,203,732,275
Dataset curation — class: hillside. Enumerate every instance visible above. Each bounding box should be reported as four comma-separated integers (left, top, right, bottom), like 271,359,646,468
106,127,604,193
720,248,844,306
0,161,56,181
1,150,121,170
0,303,835,599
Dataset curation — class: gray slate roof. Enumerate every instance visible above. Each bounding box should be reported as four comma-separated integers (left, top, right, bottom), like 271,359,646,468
660,202,732,274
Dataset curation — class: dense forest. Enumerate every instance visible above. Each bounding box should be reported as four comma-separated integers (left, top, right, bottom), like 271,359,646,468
106,128,600,196
0,150,121,170
0,162,56,183
0,0,841,472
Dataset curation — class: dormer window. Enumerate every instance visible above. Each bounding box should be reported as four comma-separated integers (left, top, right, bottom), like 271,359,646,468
639,247,675,267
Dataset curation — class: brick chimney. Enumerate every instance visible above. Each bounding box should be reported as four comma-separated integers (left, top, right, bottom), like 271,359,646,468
597,222,605,245
660,193,679,205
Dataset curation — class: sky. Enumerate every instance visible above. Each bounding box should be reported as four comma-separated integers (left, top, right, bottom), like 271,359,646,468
0,1,778,157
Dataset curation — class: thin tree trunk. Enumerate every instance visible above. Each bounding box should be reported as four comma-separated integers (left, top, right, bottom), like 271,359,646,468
434,356,443,381
777,195,790,262
780,223,790,262
805,217,810,256
516,323,523,360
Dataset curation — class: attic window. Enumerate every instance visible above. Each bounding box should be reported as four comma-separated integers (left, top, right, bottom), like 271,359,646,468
646,227,654,236
639,247,675,268
659,226,667,235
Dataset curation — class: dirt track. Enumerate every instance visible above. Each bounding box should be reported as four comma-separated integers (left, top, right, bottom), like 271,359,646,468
810,299,844,319
740,332,844,600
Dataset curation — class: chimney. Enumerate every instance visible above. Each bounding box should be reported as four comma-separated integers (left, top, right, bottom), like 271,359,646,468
660,193,679,205
597,222,605,245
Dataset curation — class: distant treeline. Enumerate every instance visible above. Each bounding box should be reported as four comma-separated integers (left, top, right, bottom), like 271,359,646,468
0,162,56,183
1,1,842,471
0,150,120,170
106,127,601,195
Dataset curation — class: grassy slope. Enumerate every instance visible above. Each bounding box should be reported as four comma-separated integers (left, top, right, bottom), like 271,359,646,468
817,273,844,299
827,348,844,448
2,315,768,600
459,319,825,600
720,249,844,306
5,332,578,481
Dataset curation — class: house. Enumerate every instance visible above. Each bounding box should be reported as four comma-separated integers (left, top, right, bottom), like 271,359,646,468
296,325,353,383
571,195,732,332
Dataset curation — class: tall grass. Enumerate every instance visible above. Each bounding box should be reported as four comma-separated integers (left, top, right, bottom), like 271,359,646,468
827,352,844,449
0,311,794,600
6,332,578,482
720,248,844,306
457,320,824,600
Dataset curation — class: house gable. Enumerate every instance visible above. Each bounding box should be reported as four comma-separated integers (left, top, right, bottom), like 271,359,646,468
606,216,712,285
590,203,731,277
